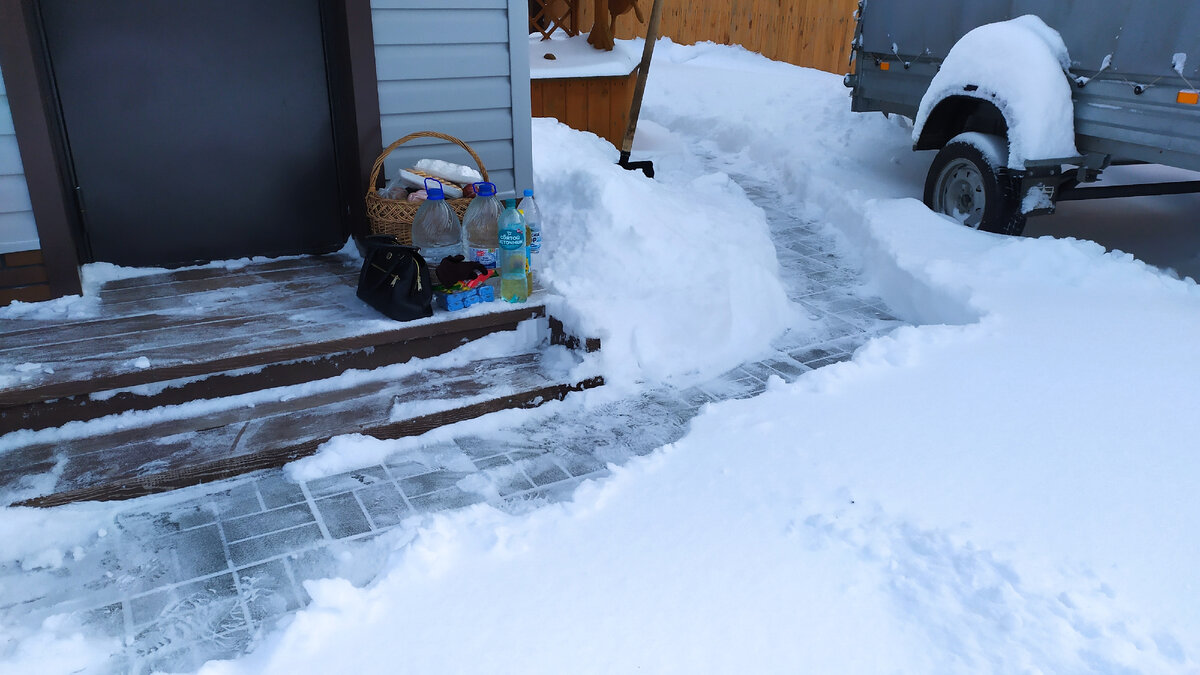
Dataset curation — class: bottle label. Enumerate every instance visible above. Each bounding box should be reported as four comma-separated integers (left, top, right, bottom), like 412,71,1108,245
498,228,524,250
469,246,497,269
529,229,541,254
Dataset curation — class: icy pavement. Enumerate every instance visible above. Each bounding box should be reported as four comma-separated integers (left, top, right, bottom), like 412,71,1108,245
0,181,905,675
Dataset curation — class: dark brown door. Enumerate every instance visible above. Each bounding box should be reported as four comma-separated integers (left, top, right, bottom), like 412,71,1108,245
39,0,347,266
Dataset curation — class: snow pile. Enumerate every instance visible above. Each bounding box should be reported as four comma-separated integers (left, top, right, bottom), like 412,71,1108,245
197,208,1200,674
533,118,794,385
914,15,1079,168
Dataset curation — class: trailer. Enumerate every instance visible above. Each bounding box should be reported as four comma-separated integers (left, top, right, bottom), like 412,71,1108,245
845,1,1200,234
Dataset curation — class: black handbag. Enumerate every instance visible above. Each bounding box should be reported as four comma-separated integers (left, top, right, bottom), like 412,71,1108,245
356,235,434,321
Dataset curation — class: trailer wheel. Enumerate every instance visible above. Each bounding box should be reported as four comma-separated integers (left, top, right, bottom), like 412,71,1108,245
924,133,1026,236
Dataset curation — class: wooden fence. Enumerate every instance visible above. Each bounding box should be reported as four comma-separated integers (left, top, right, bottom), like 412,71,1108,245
574,0,858,75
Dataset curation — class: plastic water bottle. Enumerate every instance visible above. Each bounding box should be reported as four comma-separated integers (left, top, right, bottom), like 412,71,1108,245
461,182,501,269
411,178,461,265
519,189,543,257
519,188,542,295
498,199,528,303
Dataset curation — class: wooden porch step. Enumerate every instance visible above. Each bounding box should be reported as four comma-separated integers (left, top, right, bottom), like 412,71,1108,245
1,304,547,431
4,350,603,508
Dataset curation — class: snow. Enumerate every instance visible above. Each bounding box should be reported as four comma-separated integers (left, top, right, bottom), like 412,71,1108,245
1173,52,1188,78
913,16,1079,168
529,34,640,80
6,37,1200,675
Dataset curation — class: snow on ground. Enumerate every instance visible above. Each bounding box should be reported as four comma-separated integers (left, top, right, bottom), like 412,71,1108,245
6,38,1200,674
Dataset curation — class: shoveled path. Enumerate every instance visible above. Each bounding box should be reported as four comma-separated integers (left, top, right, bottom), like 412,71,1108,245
0,180,906,674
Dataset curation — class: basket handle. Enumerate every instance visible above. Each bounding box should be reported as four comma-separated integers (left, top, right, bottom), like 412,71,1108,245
367,131,491,195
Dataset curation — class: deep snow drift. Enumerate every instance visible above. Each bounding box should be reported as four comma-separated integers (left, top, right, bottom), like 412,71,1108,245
4,38,1200,674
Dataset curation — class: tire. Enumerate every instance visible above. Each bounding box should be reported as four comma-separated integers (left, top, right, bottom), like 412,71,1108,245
923,133,1026,236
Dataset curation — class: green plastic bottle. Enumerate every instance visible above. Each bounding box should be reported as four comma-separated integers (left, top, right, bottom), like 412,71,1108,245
497,199,528,303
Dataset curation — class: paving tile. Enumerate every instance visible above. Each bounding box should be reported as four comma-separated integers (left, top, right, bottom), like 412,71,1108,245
483,464,536,497
472,453,514,471
521,457,571,487
78,601,126,637
553,451,609,478
305,467,390,499
315,493,372,539
356,483,411,529
222,503,316,544
206,482,264,520
408,487,485,512
383,459,438,480
397,470,471,499
136,627,252,675
760,355,811,380
788,345,848,366
255,474,306,510
453,435,507,460
150,524,229,582
235,559,305,628
227,523,324,569
116,500,215,537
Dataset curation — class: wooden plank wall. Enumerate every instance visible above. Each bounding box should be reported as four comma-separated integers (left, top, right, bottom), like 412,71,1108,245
577,0,858,75
531,71,638,148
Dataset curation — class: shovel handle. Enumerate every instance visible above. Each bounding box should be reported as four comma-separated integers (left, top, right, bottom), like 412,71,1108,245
620,0,665,155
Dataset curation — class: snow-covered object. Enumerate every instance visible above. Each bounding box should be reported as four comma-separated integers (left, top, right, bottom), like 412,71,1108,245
1174,52,1188,78
529,33,640,80
531,118,793,385
913,15,1079,169
413,159,483,187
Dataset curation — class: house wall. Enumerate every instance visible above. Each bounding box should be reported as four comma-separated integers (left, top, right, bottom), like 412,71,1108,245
0,62,39,256
371,0,533,196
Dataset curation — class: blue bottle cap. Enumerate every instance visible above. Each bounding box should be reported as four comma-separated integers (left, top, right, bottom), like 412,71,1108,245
523,189,533,197
427,188,445,200
504,198,516,208
475,182,497,197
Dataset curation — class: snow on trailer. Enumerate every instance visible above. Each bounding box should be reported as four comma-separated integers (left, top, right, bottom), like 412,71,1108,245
848,0,1200,234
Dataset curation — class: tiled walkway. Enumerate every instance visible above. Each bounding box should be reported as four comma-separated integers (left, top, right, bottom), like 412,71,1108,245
0,184,905,674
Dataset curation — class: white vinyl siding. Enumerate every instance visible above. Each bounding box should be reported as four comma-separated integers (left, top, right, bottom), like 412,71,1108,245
0,64,40,255
371,0,533,195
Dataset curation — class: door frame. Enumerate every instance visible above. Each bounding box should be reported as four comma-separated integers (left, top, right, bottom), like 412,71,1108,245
0,0,382,296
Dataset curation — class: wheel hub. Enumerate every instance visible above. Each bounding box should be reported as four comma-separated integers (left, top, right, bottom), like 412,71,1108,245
935,158,986,229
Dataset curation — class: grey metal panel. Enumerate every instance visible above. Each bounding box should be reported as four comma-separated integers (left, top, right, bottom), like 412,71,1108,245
0,175,33,214
380,108,514,145
861,0,1200,80
0,61,38,253
371,8,508,45
374,43,511,80
370,0,530,196
0,135,23,174
377,77,511,114
0,96,13,135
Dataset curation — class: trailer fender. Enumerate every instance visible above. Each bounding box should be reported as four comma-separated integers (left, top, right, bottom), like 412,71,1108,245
912,15,1079,170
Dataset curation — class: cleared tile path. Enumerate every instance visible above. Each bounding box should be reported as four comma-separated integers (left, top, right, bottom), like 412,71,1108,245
0,183,906,674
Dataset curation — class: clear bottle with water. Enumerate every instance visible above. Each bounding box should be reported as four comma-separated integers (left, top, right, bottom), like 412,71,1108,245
498,199,528,303
519,188,542,295
519,188,542,257
411,178,462,265
461,182,501,270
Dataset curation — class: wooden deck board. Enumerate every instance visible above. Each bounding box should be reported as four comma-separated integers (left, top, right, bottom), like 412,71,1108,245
0,252,548,411
4,352,602,507
0,252,597,507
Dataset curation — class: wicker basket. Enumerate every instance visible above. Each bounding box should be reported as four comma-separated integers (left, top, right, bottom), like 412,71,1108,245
365,131,490,245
